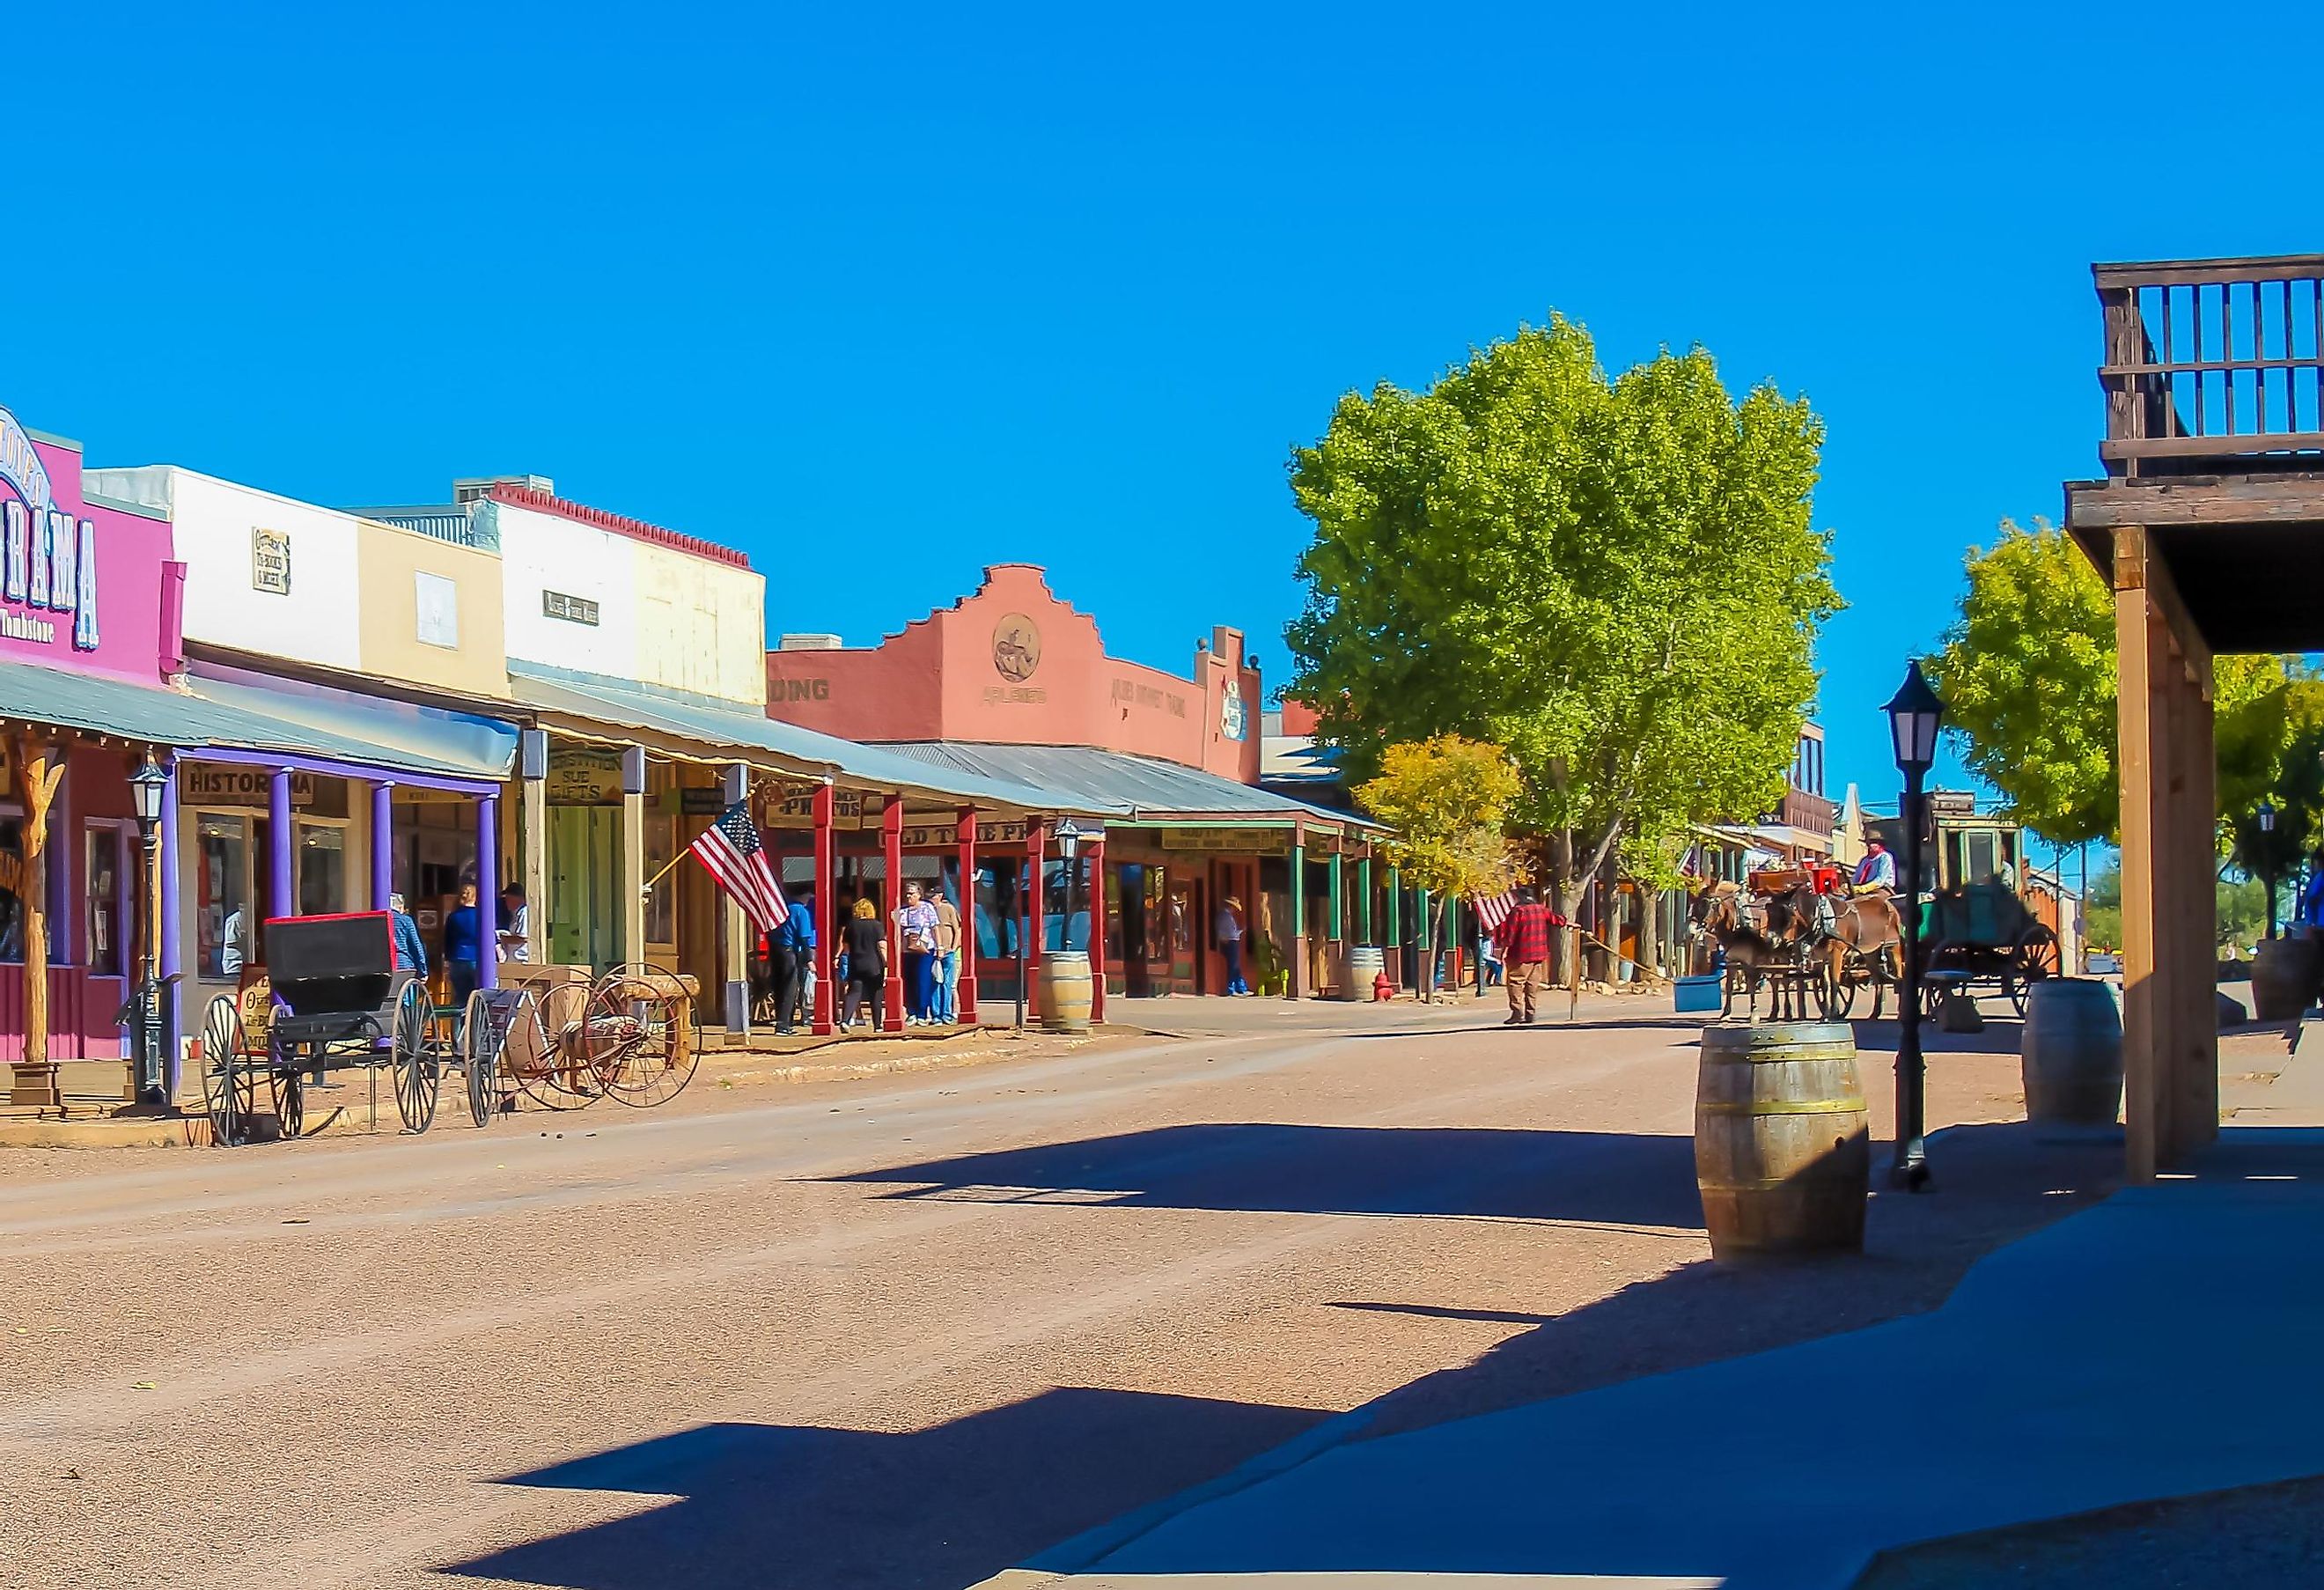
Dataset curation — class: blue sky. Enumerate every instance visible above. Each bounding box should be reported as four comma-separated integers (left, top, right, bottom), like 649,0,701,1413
13,4,2324,874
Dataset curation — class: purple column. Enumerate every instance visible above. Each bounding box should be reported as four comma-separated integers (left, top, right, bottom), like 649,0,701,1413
47,753,71,966
371,782,393,910
267,769,294,936
476,794,499,991
159,762,182,1100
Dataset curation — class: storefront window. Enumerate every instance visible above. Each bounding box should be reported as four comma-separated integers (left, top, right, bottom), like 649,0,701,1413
1043,859,1091,952
199,815,251,978
0,815,24,964
85,825,126,978
975,859,1020,959
644,812,678,945
298,822,346,916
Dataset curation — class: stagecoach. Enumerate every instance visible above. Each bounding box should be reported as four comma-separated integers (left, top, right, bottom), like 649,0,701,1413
1868,800,2058,1016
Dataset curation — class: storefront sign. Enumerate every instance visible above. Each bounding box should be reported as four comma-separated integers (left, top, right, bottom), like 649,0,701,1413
183,765,321,808
896,820,1029,849
543,589,599,626
1158,825,1292,856
546,747,625,806
1220,679,1247,740
765,785,883,829
0,406,99,651
252,527,291,594
679,786,728,815
1111,676,1188,718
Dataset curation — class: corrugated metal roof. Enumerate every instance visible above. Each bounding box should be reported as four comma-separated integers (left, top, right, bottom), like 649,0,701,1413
873,742,1376,828
184,669,517,782
0,658,511,782
507,667,1121,816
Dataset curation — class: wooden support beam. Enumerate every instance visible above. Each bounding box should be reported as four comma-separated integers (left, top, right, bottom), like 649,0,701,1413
2067,475,2324,530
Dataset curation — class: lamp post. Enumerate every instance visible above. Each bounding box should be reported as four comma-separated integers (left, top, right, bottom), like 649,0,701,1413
2259,799,2278,941
129,755,170,1105
1883,662,1944,1192
1054,818,1084,952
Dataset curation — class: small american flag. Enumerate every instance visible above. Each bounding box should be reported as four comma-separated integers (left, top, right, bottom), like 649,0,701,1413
1471,888,1519,935
689,800,789,931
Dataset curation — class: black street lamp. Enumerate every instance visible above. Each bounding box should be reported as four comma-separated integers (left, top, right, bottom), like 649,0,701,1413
2259,799,2278,941
1883,662,1944,1192
1054,818,1085,951
128,755,170,1105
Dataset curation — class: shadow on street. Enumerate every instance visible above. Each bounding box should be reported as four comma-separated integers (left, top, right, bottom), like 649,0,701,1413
446,1387,1323,1590
829,1123,1709,1229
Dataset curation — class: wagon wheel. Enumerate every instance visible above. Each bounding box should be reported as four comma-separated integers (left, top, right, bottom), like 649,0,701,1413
199,995,260,1147
271,1068,305,1141
2004,924,2061,1017
393,980,440,1133
504,985,595,1113
586,963,701,1108
461,988,501,1128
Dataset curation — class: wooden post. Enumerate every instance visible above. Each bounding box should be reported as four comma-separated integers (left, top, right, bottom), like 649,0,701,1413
955,806,979,1026
620,783,646,969
812,784,835,1035
1088,835,1107,1024
1289,826,1307,1000
882,796,905,1030
11,733,66,1107
520,765,549,966
1025,817,1048,1020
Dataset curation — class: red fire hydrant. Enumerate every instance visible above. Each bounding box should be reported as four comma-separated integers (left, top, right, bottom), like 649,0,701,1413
1372,968,1396,1002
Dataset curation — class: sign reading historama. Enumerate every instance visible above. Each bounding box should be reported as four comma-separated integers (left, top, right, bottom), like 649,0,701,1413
0,408,98,650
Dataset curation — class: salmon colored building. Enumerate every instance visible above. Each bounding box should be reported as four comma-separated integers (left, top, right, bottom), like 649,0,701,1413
765,566,1377,1006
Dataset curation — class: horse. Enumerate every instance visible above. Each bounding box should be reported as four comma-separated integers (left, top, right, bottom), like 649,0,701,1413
1765,883,1905,1020
1688,882,1811,1021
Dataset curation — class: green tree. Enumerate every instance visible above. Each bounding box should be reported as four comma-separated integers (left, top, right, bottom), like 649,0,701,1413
1931,518,2292,848
1357,735,1520,996
1289,316,1840,918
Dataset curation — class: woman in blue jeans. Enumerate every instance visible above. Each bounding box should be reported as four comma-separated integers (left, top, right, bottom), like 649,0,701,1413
896,881,939,1024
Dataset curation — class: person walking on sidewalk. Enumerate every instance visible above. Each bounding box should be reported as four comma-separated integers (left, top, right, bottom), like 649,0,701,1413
1216,895,1251,996
1494,887,1557,1026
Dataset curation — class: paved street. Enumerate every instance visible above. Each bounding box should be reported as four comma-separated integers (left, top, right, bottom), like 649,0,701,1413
2,997,2074,1590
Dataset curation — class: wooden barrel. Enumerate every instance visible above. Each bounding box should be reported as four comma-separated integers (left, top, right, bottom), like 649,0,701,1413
1347,946,1386,999
2252,937,2316,1023
2020,978,2123,1126
1695,1022,1869,1261
1036,952,1093,1033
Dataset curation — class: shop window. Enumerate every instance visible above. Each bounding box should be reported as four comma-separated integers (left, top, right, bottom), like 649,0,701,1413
297,822,347,916
0,814,23,963
198,815,251,977
975,859,1021,960
85,823,127,978
1042,859,1091,953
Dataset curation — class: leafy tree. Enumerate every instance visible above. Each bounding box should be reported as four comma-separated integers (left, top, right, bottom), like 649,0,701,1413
1931,518,2292,848
2223,680,2324,929
1290,316,1839,917
1357,735,1520,995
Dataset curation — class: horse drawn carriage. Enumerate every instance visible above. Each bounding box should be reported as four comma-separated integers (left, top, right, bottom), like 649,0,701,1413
1866,806,2058,1016
195,910,703,1147
1688,860,1903,1021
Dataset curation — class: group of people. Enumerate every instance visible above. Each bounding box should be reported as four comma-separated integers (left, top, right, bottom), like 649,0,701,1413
754,881,966,1035
387,881,530,1006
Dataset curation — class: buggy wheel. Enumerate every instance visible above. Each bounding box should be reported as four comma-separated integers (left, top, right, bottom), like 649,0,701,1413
271,1068,305,1140
462,988,499,1128
393,980,439,1133
199,995,259,1147
2007,926,2060,1017
587,964,702,1108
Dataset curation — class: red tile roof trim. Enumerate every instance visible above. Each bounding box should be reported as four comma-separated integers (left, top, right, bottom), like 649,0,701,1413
487,485,751,569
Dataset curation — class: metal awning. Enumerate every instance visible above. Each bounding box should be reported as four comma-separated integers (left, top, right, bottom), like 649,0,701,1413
0,658,510,787
872,742,1379,830
507,666,1122,817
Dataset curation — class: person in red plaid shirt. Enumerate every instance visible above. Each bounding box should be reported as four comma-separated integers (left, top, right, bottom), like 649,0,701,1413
1493,887,1562,1026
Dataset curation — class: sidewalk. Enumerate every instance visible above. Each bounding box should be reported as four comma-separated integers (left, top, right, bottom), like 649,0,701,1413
984,1020,2324,1590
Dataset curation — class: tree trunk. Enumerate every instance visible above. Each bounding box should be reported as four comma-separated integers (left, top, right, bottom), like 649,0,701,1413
11,734,64,1108
1637,884,1661,981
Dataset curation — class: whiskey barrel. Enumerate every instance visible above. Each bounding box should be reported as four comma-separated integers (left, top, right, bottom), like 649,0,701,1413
1347,946,1386,999
1695,1022,1869,1261
2252,938,2316,1023
1036,951,1093,1033
2020,978,2123,1126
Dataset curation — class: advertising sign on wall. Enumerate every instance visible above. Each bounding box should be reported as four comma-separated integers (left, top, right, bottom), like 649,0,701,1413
252,527,291,594
0,407,100,651
546,747,625,806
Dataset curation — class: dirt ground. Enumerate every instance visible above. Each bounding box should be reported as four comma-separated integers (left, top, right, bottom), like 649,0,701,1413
0,995,2107,1590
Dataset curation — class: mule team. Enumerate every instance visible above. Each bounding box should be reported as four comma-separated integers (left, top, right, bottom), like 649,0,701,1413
1688,844,1905,1021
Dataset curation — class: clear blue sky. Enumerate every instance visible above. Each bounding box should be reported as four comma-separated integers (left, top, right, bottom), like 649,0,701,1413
13,4,2323,870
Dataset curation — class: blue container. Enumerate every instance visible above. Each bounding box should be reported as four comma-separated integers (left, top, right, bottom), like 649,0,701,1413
1673,973,1723,1014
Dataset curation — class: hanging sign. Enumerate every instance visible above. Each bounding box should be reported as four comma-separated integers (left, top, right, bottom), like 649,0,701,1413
1158,826,1292,855
546,747,624,806
182,766,321,808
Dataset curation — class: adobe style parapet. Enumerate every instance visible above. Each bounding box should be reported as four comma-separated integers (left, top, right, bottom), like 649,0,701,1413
485,484,751,570
765,563,1262,783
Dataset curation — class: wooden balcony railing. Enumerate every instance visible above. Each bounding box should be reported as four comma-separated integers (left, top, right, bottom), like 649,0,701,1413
2096,254,2324,475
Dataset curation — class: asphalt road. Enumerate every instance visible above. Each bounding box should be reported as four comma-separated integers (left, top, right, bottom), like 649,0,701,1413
0,997,2060,1590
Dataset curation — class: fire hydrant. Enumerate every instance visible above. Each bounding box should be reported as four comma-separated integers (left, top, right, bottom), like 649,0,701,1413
1372,968,1396,1002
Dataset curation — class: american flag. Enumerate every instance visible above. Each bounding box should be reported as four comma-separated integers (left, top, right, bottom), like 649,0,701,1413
1471,888,1519,935
689,800,789,931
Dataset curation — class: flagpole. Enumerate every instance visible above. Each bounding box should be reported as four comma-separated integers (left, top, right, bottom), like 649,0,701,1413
641,850,689,897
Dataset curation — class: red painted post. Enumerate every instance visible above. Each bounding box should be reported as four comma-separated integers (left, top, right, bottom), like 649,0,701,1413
1089,835,1107,1024
956,806,979,1026
813,784,835,1035
1025,817,1048,1021
882,796,906,1031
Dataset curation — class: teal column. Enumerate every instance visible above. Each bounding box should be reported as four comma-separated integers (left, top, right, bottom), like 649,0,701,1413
1327,849,1344,943
1416,886,1432,992
1289,835,1308,999
1357,855,1374,943
1386,867,1402,946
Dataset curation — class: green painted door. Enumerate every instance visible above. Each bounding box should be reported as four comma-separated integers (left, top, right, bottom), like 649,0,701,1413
548,806,621,970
